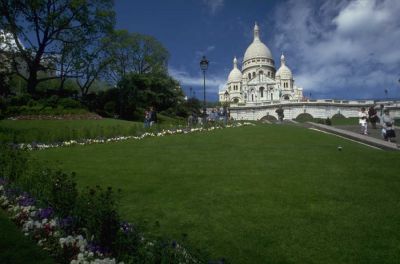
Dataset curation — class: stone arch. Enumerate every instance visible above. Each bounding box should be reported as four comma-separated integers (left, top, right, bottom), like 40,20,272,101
331,113,346,119
283,94,290,100
232,97,239,103
260,115,277,122
295,113,314,122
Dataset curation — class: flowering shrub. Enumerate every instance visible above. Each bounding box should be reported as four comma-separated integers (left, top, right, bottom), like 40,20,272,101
14,122,255,151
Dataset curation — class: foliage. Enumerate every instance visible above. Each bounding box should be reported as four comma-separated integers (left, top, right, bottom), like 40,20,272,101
0,211,54,264
76,186,121,251
295,113,314,122
0,143,27,181
0,0,115,95
116,72,186,119
104,30,169,84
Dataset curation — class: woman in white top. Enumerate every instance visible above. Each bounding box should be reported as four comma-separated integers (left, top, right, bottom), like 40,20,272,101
358,107,368,135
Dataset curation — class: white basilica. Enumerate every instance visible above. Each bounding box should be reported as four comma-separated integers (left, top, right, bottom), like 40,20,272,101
219,23,303,105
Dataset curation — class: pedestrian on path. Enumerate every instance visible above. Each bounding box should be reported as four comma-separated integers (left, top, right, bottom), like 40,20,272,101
358,107,368,135
368,105,378,129
381,109,396,141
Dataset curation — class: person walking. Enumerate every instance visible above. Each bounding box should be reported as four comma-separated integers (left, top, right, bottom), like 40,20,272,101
381,108,396,141
358,107,368,135
368,105,378,129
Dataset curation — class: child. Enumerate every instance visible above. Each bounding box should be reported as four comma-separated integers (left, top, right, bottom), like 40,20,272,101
358,107,368,135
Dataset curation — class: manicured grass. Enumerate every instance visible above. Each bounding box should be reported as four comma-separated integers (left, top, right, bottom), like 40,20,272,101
0,210,54,264
0,116,184,143
331,117,360,126
32,124,400,263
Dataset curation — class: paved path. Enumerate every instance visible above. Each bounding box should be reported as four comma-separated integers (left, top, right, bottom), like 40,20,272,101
306,122,399,151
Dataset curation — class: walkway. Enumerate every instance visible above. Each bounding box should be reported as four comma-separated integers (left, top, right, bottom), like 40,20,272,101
306,122,399,151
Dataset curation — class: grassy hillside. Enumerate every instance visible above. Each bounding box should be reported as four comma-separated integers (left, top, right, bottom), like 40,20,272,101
0,116,184,143
32,124,400,263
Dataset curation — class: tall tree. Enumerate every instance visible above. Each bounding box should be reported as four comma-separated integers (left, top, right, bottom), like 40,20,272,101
0,0,115,95
104,30,169,85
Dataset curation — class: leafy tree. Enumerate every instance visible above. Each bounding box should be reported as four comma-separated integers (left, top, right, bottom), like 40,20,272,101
104,30,169,84
0,0,115,95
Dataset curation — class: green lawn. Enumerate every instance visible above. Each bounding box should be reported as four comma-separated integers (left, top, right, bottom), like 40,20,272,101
0,116,184,143
32,124,400,263
0,210,54,264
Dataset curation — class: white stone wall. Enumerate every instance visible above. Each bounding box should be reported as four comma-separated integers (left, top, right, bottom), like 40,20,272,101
229,100,400,121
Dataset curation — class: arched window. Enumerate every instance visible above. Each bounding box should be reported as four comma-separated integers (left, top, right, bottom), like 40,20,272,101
284,95,289,100
271,93,273,100
259,70,263,75
248,73,251,79
253,72,256,78
233,98,239,103
259,87,264,98
252,94,254,101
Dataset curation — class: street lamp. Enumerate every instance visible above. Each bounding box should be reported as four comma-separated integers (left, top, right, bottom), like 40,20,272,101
200,55,209,123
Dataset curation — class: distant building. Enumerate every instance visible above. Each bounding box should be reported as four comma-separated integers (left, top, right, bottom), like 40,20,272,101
219,23,303,105
218,24,400,121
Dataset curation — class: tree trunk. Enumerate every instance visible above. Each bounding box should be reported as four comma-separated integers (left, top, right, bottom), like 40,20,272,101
27,71,38,96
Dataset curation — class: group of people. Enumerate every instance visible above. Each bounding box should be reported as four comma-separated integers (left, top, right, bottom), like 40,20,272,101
144,106,157,128
207,107,229,124
358,105,396,141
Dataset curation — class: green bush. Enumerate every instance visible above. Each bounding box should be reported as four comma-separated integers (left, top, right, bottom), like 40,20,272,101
58,98,82,109
76,186,121,250
295,113,314,122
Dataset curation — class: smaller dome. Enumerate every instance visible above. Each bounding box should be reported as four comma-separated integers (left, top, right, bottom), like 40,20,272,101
228,57,242,83
276,53,292,80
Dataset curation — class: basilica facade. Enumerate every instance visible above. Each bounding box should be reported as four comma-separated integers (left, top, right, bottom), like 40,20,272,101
219,23,303,105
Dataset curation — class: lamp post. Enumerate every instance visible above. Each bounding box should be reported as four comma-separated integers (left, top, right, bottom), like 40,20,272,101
200,56,209,123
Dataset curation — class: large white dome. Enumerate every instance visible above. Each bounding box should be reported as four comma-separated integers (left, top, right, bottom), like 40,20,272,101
243,23,273,62
228,57,242,83
276,54,293,80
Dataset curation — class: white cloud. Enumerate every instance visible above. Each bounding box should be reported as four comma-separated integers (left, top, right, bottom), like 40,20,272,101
271,0,400,98
168,66,226,93
202,0,224,14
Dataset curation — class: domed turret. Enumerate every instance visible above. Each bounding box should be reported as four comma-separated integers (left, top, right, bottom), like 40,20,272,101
276,53,292,80
243,23,273,63
227,57,242,83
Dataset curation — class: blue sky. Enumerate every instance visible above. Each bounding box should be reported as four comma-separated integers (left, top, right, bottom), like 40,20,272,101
116,0,400,101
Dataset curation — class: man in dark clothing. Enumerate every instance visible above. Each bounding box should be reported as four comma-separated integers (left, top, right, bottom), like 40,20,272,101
149,107,157,126
368,105,378,129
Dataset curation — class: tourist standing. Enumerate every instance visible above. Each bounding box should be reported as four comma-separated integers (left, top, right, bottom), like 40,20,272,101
275,106,284,123
381,109,396,141
358,107,368,135
144,110,150,128
149,106,157,127
368,105,378,129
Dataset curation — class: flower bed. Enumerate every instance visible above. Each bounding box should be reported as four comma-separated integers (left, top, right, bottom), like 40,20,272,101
15,122,255,151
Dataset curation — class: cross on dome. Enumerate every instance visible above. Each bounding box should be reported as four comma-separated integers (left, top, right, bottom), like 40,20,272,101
254,22,260,40
281,53,285,65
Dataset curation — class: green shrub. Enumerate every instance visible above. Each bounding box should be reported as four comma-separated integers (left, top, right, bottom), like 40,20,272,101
104,101,117,116
58,98,82,109
295,113,314,122
0,144,28,182
76,186,121,250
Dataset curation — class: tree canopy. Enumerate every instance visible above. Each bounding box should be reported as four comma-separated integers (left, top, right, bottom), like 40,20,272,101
0,0,115,95
104,30,169,84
